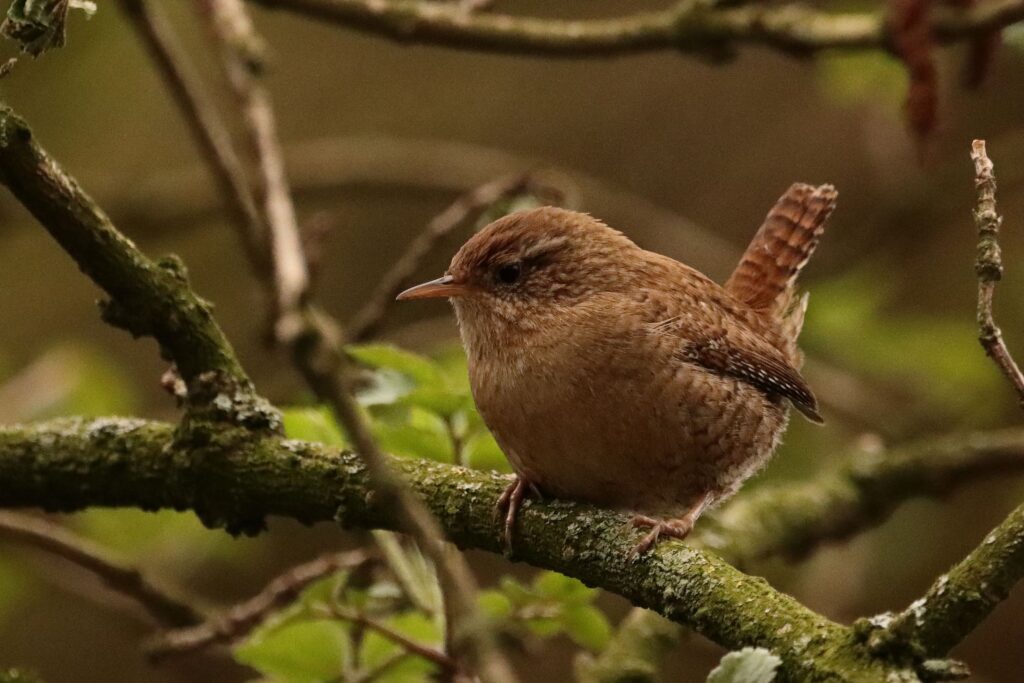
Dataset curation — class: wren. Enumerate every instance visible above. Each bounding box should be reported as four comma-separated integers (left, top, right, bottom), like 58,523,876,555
397,184,837,555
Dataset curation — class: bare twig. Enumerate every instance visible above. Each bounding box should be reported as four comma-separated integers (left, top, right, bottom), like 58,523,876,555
246,0,1024,58
188,3,516,680
324,605,459,673
347,173,544,341
197,0,310,336
970,139,1024,407
148,549,372,657
116,0,270,278
0,512,201,628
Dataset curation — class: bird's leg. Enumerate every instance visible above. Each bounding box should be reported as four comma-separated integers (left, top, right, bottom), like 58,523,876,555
495,475,539,553
628,492,713,558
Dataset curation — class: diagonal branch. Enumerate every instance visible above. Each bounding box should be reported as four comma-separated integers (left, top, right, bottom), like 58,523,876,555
148,549,373,657
0,104,264,414
245,0,1024,58
0,511,201,628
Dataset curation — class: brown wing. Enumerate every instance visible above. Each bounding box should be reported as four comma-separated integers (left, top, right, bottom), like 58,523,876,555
725,183,837,319
677,322,823,423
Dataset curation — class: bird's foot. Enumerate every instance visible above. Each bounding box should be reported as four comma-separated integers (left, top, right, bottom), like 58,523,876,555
495,476,539,554
628,515,696,558
628,494,712,558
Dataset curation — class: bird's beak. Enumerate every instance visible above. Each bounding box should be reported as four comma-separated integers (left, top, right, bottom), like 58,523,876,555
396,274,469,301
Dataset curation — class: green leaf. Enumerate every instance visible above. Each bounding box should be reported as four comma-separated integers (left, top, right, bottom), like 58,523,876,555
561,604,611,652
707,647,782,683
359,612,440,679
373,415,453,463
282,406,347,447
533,571,596,604
234,619,348,683
347,344,443,386
463,431,512,473
371,531,443,617
358,368,415,407
398,385,470,417
478,590,514,621
524,616,563,638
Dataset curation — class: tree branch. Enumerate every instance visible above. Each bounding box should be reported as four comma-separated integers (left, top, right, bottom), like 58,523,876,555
4,418,1023,680
969,139,1024,407
0,511,201,628
117,0,271,280
246,0,1024,58
883,501,1024,658
0,104,267,415
148,549,373,657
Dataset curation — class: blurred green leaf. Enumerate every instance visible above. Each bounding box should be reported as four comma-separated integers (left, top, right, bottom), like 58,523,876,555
463,431,512,473
0,345,138,422
234,619,348,683
525,616,562,638
359,612,440,679
561,604,611,652
398,385,470,417
371,531,443,617
532,571,595,604
73,509,245,568
348,344,443,386
478,590,514,621
707,647,781,683
282,406,347,447
373,413,453,462
358,368,415,407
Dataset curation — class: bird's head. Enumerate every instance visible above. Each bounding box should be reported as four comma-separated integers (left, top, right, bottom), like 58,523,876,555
397,207,640,346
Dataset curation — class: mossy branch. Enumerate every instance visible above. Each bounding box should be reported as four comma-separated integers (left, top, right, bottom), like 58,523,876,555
247,0,1024,58
4,419,1024,680
0,105,267,417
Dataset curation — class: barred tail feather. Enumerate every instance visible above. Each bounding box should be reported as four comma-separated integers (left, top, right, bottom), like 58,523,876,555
725,183,837,321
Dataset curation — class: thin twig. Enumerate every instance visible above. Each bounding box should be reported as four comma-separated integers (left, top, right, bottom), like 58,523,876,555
148,549,373,657
197,0,310,336
0,512,201,628
190,3,517,680
116,0,270,278
970,139,1024,407
324,605,459,673
347,173,541,342
246,0,1024,58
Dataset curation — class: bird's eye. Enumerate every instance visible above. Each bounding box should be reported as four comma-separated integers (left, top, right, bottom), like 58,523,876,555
496,262,522,285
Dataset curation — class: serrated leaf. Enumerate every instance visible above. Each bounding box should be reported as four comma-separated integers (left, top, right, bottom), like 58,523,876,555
347,344,443,386
707,647,781,683
282,406,347,447
561,604,611,652
233,619,348,683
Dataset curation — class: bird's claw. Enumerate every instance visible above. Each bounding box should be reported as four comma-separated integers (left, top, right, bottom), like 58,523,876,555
628,515,696,558
495,476,538,554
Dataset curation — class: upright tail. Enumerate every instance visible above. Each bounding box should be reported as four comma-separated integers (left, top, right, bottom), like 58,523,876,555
725,183,837,363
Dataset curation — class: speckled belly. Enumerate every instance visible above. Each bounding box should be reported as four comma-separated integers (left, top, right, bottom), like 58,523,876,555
471,355,789,517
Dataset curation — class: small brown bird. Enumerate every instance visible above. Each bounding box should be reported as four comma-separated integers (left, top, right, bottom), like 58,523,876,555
398,184,837,555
